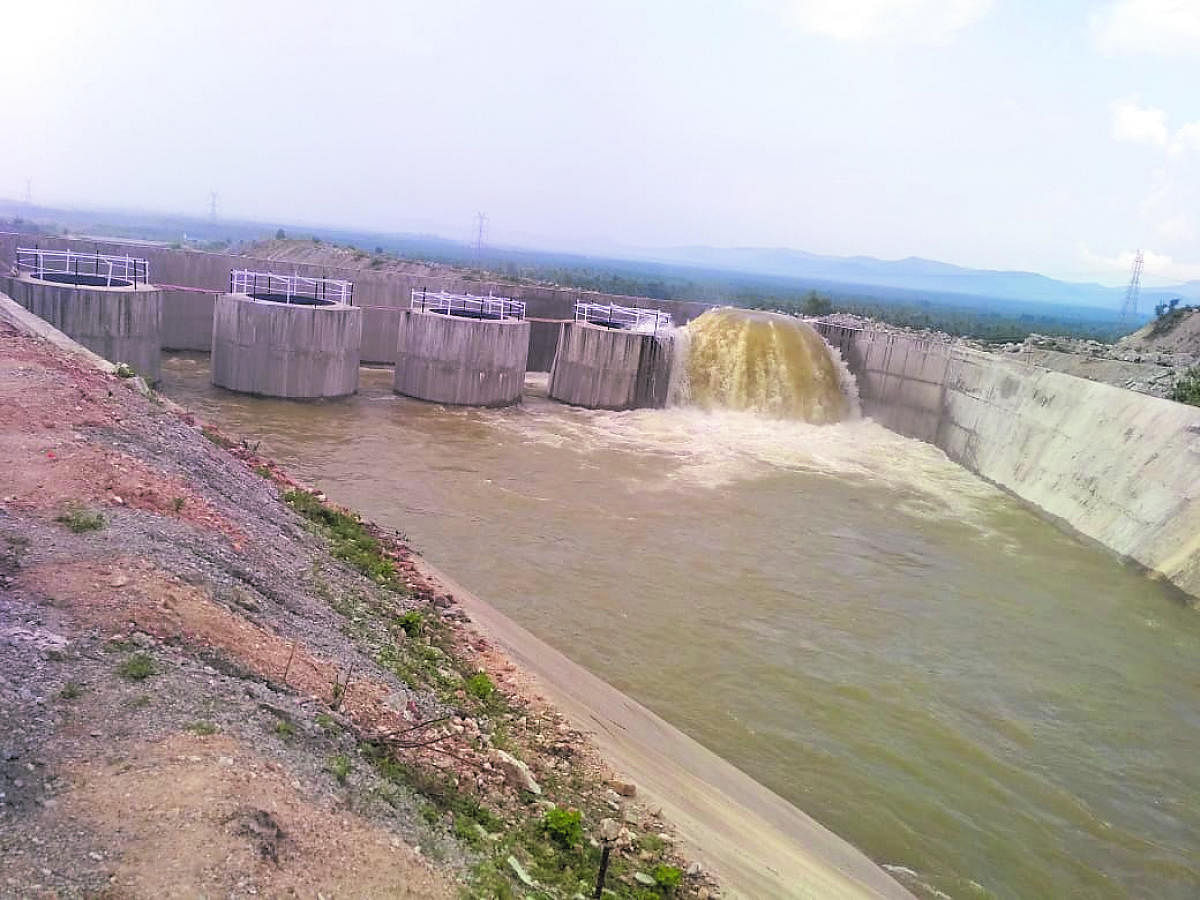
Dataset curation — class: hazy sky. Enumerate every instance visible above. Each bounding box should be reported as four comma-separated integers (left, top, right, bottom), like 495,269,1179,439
6,1,1199,286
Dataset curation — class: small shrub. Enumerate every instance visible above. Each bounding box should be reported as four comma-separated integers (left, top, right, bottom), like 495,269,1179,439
541,806,583,848
465,672,494,701
171,496,186,512
187,720,220,735
117,653,155,681
1170,366,1200,407
114,362,136,379
315,712,339,732
252,464,273,479
652,864,683,892
327,754,351,782
274,719,296,738
59,681,83,700
397,610,423,637
56,507,105,533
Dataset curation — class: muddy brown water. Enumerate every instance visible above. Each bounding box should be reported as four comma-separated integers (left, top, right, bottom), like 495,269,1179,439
161,353,1200,899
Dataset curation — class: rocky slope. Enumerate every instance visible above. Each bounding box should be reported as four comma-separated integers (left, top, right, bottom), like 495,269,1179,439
0,311,708,898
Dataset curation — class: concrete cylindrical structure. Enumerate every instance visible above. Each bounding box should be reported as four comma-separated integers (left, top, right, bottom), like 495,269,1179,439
548,322,673,410
0,273,163,382
210,293,362,399
393,309,530,407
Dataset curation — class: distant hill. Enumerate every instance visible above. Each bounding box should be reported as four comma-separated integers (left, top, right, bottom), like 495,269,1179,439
640,246,1199,311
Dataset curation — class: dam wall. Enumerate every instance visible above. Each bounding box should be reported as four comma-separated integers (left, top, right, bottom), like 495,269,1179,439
161,289,218,351
816,323,1200,598
1,234,711,367
0,273,162,382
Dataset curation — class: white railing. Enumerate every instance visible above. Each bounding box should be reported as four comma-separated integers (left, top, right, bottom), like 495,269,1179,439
230,269,354,305
410,288,525,320
575,301,672,333
16,247,149,287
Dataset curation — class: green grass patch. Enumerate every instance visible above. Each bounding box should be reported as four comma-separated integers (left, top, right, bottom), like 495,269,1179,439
58,681,83,700
274,719,296,738
541,806,583,848
327,753,351,782
1170,366,1200,407
117,653,155,681
283,490,405,592
652,864,683,892
201,426,235,449
397,610,423,637
465,671,495,701
186,720,220,735
55,506,106,533
252,464,273,479
315,712,339,733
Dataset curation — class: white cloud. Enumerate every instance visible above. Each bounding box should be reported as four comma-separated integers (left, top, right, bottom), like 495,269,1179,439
1092,0,1200,55
1169,120,1200,155
1110,99,1200,155
1080,245,1200,285
1111,99,1169,146
774,0,992,43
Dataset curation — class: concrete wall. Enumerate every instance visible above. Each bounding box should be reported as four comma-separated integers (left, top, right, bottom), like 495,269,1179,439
816,323,1200,599
0,274,162,382
393,310,530,407
1,235,713,368
161,289,218,351
211,294,362,399
549,322,674,410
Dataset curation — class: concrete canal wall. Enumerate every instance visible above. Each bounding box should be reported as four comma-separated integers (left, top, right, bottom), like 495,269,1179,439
816,323,1200,599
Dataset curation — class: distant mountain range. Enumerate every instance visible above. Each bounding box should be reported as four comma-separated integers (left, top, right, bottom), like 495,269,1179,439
639,246,1200,311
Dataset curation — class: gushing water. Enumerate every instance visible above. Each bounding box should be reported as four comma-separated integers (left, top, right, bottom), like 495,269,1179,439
670,307,859,423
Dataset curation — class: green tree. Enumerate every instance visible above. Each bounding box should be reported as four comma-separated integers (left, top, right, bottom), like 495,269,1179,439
801,290,833,316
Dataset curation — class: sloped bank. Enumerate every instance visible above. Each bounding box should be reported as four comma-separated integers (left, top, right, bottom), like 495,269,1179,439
816,323,1200,601
0,292,910,898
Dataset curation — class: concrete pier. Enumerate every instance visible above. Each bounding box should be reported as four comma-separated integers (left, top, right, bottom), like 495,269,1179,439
210,293,362,399
548,322,673,410
0,273,162,382
393,309,530,406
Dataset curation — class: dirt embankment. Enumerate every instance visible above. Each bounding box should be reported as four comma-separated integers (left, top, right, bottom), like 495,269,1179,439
0,315,712,898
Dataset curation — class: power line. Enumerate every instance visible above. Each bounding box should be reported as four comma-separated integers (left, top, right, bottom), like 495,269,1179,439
1120,249,1144,319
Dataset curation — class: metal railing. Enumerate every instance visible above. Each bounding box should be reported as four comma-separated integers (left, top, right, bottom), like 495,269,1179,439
16,247,149,287
230,269,354,305
410,288,525,321
575,301,672,334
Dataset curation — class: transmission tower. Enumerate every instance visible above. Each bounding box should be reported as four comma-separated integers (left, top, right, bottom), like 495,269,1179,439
473,211,488,262
1120,249,1144,319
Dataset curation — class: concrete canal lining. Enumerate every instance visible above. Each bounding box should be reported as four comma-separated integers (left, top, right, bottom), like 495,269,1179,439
816,322,1200,599
0,273,162,383
393,309,530,407
210,293,362,399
